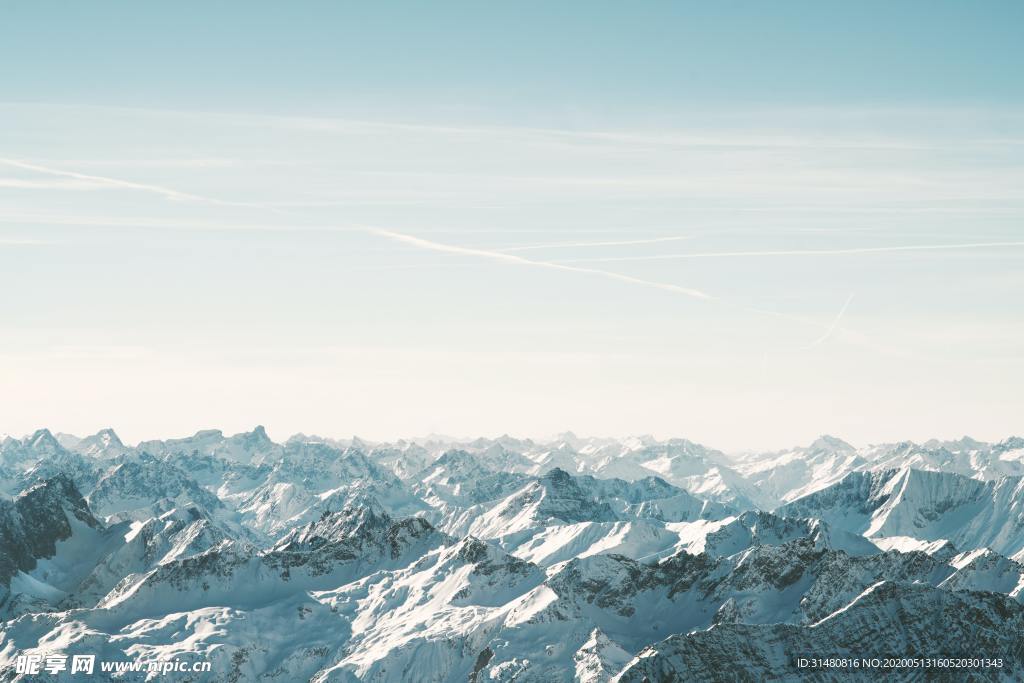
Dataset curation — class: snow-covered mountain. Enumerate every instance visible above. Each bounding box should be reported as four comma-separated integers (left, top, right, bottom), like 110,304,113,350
729,434,864,505
617,582,1024,682
1,427,1022,681
778,467,1024,561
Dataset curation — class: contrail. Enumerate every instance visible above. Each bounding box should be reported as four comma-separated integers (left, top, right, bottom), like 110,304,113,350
371,228,918,367
0,238,56,246
800,293,855,350
498,235,691,252
368,229,880,352
1,158,208,202
556,241,1024,263
0,158,262,208
367,228,713,301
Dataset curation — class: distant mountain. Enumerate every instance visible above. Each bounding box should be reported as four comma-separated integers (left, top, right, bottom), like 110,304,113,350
862,436,1024,481
71,428,130,459
730,434,864,505
779,467,1024,561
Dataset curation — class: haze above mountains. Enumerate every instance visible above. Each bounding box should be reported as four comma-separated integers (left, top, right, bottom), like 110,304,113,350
1,426,1023,681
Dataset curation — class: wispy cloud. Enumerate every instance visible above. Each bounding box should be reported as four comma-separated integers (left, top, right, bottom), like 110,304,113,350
557,241,1024,263
7,101,1018,152
0,158,265,209
0,177,107,190
0,158,210,202
497,235,691,252
34,157,260,169
367,228,713,301
0,211,363,233
0,237,57,246
366,228,903,360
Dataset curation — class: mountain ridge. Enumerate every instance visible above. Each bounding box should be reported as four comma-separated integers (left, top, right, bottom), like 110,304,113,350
1,427,1022,681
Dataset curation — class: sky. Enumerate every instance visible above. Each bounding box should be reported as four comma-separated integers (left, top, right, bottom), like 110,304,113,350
1,1,1022,451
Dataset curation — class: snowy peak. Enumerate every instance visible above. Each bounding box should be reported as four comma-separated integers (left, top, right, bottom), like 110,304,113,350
996,436,1024,452
231,424,273,450
575,628,632,683
450,536,542,594
368,442,432,480
678,510,877,558
940,548,1024,597
459,468,619,539
570,473,734,523
27,429,63,457
617,583,1024,682
530,468,620,524
729,435,866,506
15,475,100,530
413,449,529,508
429,449,491,478
98,512,445,618
87,455,222,518
807,434,856,454
780,467,1024,559
273,501,393,551
1,429,69,469
0,476,100,589
73,427,127,458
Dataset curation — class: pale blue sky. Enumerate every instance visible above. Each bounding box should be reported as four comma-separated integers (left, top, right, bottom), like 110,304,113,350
1,3,1022,449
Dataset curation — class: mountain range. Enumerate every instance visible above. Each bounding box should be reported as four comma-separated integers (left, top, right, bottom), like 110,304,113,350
1,427,1022,681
